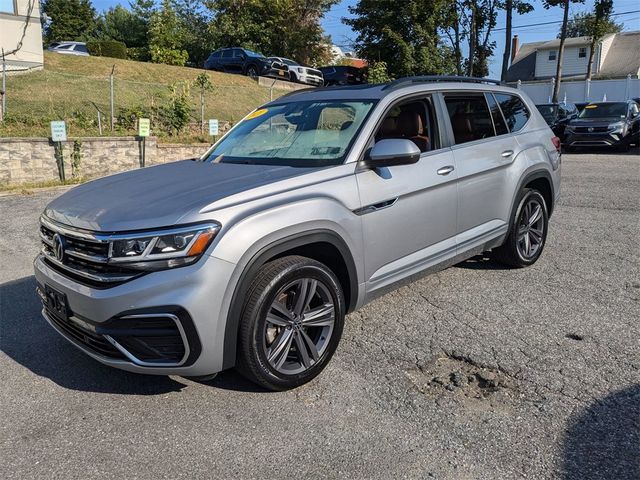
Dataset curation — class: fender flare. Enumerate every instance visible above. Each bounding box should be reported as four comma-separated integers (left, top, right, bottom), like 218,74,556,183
510,169,555,222
221,229,358,369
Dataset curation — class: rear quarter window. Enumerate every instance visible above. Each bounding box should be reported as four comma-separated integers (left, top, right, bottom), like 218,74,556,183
495,93,530,132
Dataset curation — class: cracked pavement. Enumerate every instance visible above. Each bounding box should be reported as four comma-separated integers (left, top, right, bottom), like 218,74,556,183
1,151,639,479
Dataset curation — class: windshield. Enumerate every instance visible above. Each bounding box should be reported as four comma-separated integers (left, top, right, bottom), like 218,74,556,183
202,100,376,167
578,103,627,119
245,50,263,58
536,104,558,123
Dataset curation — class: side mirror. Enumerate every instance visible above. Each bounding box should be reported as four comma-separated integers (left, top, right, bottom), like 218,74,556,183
363,139,420,168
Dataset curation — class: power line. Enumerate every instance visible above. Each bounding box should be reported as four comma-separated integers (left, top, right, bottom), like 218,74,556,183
492,9,640,32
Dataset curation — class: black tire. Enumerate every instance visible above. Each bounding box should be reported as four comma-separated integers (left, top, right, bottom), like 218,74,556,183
246,65,258,78
236,255,345,391
492,188,549,268
289,72,298,83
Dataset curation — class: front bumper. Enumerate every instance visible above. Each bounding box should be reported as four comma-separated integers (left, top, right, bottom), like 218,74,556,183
565,131,630,147
297,74,324,86
33,253,237,376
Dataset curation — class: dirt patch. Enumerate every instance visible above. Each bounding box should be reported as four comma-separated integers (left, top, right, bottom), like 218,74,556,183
406,354,516,399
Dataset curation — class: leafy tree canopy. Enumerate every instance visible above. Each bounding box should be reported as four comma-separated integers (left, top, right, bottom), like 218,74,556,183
205,0,338,65
561,10,622,38
42,0,98,44
345,0,455,78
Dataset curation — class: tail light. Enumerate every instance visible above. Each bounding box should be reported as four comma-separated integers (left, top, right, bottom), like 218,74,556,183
551,136,561,152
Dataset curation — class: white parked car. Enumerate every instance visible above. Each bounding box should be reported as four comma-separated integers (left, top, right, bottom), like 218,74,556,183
268,57,323,86
48,42,90,56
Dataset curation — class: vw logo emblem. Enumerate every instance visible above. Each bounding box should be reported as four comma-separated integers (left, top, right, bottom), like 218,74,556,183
52,233,65,262
588,127,594,132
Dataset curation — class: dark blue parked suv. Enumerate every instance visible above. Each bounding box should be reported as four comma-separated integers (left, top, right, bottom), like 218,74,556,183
204,48,288,79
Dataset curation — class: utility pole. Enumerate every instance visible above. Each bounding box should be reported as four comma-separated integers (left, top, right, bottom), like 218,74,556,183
552,0,570,103
1,48,6,122
109,65,115,131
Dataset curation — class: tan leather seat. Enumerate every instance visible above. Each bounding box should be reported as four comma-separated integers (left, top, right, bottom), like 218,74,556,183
397,110,430,152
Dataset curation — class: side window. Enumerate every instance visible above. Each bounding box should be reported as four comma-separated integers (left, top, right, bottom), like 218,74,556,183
495,94,530,132
212,51,222,59
631,103,639,116
221,49,232,58
374,98,436,153
485,93,509,135
444,93,495,144
233,49,245,58
75,44,88,53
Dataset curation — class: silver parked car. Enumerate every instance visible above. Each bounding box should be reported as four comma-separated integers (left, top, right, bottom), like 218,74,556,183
34,77,561,390
47,41,90,56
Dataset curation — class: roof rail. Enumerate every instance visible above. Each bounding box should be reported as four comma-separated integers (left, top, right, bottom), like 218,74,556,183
382,75,504,90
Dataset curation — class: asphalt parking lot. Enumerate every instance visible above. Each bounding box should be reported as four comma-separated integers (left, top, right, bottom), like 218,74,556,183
1,151,638,479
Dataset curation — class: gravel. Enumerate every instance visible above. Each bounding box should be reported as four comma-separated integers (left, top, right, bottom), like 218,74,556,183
1,151,639,479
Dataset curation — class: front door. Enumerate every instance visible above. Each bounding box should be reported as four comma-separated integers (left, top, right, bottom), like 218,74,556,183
356,97,458,296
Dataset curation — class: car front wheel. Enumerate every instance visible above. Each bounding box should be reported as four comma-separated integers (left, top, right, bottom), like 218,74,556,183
236,255,345,391
246,65,259,78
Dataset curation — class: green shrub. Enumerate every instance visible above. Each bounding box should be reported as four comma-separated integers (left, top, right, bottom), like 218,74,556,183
86,40,127,59
127,47,150,62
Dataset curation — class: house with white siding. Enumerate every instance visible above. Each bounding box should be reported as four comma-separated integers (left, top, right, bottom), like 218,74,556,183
506,31,640,82
0,0,43,71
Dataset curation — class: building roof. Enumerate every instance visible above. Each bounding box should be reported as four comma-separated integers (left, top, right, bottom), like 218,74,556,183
506,31,640,81
596,31,640,78
505,41,545,82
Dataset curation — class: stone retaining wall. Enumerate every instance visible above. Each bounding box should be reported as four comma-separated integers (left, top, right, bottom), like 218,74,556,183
0,137,212,186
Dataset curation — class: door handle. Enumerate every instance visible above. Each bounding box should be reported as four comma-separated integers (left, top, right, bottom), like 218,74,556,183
501,150,514,158
437,165,455,176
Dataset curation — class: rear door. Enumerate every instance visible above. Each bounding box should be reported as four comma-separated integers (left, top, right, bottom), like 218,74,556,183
441,91,522,252
219,49,234,71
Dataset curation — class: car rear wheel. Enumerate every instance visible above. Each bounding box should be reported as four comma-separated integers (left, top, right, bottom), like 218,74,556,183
236,255,345,391
492,188,549,268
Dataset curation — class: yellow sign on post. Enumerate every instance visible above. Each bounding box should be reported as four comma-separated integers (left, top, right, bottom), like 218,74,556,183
138,118,150,137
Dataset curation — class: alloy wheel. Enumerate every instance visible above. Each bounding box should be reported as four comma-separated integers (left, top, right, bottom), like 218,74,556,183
517,198,545,259
263,278,335,375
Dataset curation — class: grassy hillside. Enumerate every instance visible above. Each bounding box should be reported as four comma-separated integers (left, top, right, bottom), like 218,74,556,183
0,52,288,142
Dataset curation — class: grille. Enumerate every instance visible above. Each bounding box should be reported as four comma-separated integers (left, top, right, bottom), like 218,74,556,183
40,219,140,287
45,306,125,359
574,126,609,133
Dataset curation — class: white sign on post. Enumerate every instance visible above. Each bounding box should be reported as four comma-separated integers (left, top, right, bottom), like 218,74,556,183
208,119,219,136
50,121,67,142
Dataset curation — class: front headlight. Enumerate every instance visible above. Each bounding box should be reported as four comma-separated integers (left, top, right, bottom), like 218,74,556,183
608,121,626,134
109,222,220,270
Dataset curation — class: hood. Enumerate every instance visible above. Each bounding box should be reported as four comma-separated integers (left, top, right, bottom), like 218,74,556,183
45,160,311,232
570,117,625,126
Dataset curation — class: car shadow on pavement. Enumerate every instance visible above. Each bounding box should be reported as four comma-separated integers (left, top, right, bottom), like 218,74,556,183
1,276,270,395
455,254,513,271
562,384,640,480
0,276,189,395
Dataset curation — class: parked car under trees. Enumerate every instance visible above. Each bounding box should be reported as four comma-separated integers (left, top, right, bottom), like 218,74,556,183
204,48,288,79
535,102,579,142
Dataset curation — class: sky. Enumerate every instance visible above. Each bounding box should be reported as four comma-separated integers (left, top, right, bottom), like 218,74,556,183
93,0,640,78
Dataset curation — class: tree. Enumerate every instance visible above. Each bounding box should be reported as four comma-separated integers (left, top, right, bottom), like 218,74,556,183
174,0,214,67
500,0,533,82
205,0,338,65
98,5,147,48
367,61,391,83
41,0,98,43
148,0,189,66
192,72,214,133
346,0,454,78
561,9,622,38
440,0,499,78
544,0,585,103
586,1,618,80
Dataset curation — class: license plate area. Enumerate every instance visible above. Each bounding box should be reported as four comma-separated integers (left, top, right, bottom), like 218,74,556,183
42,284,70,321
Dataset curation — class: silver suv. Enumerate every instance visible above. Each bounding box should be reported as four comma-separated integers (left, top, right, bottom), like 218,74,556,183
34,77,561,390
